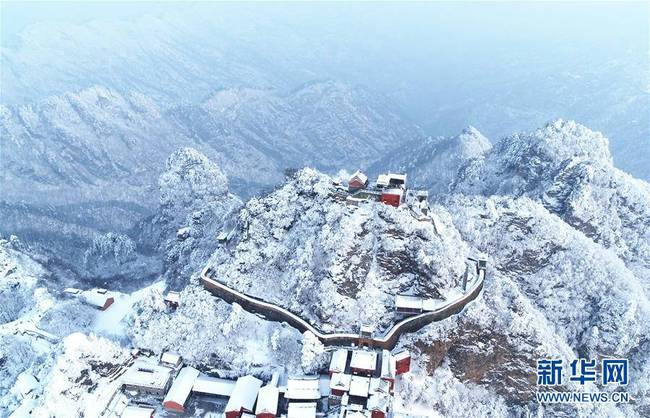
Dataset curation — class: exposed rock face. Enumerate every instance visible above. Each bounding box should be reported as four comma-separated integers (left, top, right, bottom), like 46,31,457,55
391,121,650,417
452,120,650,276
145,148,242,288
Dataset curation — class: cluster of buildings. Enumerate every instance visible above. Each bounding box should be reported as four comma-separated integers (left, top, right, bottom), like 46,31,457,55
115,346,411,418
327,348,411,418
344,171,429,216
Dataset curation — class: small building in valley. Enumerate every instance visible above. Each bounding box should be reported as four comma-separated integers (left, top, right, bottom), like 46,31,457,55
367,393,390,418
349,375,370,400
329,372,352,397
82,289,114,310
164,291,180,309
160,351,182,369
380,188,404,208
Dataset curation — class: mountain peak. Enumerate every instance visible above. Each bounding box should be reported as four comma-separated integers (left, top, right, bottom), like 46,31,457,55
159,147,229,207
528,119,612,166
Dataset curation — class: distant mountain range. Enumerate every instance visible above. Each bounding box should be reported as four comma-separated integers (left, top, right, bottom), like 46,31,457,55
0,81,422,277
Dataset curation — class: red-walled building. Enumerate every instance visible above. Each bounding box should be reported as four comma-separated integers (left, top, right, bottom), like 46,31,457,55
348,170,369,192
394,350,411,375
368,393,390,418
380,188,404,207
163,366,200,413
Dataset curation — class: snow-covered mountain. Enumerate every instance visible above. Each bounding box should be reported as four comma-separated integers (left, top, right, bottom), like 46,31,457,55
371,126,492,194
1,118,648,417
138,148,242,289
452,120,650,277
1,82,419,204
0,82,421,280
207,168,469,333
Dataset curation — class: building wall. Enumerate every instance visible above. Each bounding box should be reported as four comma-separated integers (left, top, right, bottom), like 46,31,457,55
331,388,346,397
225,410,240,418
102,297,114,310
122,384,166,397
349,179,366,190
380,193,401,207
351,367,374,376
396,357,411,375
256,413,275,418
371,410,386,418
163,401,185,413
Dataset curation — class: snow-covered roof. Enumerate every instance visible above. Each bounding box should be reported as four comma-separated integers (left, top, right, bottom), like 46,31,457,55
225,375,263,413
329,373,352,392
421,298,441,312
380,350,395,380
192,374,235,396
121,406,154,418
285,377,321,400
82,289,114,309
369,377,390,395
329,349,348,373
395,295,422,310
63,287,81,295
287,402,317,418
360,325,373,334
350,350,378,372
349,375,370,398
367,393,390,412
122,360,172,391
377,173,407,187
382,187,404,197
394,350,411,362
349,170,368,184
163,366,200,411
376,174,390,187
14,373,39,397
164,291,180,304
255,385,279,415
160,351,182,367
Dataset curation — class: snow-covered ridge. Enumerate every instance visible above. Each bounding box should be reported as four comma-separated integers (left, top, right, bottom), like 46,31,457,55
452,120,650,273
207,168,471,333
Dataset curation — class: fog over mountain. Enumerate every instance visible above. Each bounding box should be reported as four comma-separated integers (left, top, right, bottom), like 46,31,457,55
2,2,648,178
0,3,648,417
